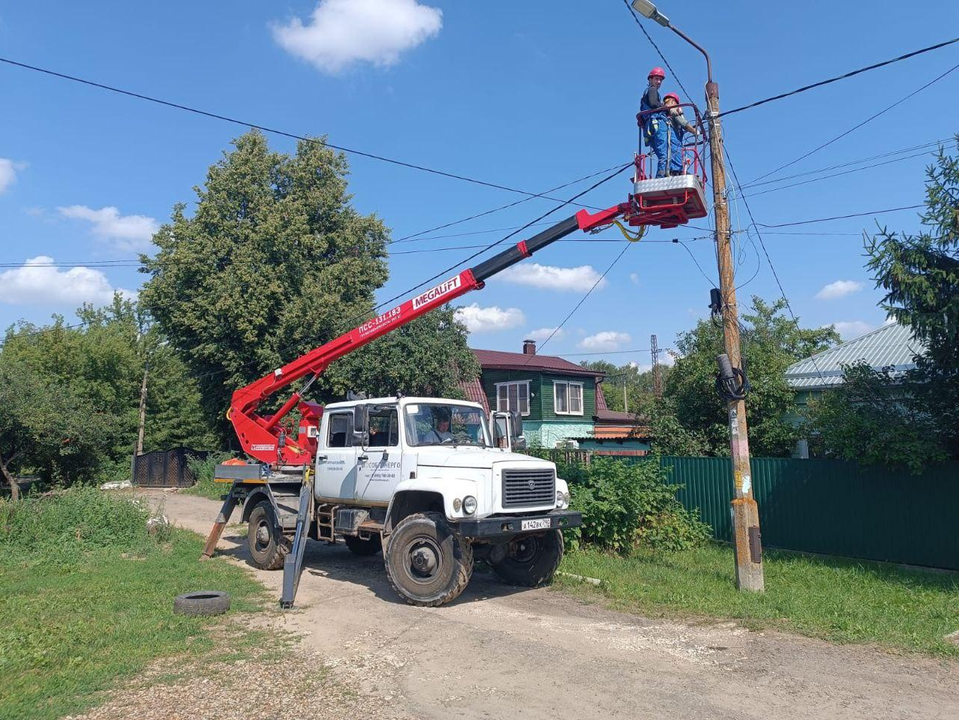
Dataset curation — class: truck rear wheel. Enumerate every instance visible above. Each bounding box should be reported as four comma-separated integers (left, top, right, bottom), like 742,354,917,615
247,502,290,571
385,512,473,607
491,531,563,587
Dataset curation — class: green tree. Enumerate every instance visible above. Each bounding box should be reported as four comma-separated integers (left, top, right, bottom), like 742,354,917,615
0,296,213,479
864,145,958,454
665,297,838,457
140,131,476,442
0,359,115,497
805,362,946,473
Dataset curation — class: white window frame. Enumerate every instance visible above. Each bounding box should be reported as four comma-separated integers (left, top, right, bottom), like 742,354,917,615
553,380,584,416
495,380,531,417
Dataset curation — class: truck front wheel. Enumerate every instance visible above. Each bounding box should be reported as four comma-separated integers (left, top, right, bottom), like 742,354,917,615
385,512,473,607
491,531,563,587
247,502,290,571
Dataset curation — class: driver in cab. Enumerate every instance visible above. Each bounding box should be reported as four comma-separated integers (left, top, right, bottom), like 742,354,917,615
422,410,454,444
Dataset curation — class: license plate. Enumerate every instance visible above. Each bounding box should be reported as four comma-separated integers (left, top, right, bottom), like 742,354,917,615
521,518,552,531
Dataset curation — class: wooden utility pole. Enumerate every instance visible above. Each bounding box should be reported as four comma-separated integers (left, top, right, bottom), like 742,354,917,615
705,80,765,592
135,361,149,456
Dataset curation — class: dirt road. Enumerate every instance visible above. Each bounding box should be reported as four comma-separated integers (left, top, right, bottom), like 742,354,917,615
139,490,956,720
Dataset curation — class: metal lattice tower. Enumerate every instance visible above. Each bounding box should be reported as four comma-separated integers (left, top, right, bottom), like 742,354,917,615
651,334,663,399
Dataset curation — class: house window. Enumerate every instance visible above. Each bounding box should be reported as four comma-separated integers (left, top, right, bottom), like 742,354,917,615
495,381,530,416
554,381,583,415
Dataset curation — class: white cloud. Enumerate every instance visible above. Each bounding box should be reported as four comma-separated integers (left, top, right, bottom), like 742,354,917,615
58,205,159,252
827,321,874,340
0,256,135,307
454,303,525,333
629,272,640,285
0,158,27,194
578,331,631,352
271,0,442,73
497,263,607,292
815,279,863,300
526,327,566,343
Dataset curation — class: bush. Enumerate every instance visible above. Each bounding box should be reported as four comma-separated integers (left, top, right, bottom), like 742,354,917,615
183,452,234,500
0,487,164,560
565,457,710,553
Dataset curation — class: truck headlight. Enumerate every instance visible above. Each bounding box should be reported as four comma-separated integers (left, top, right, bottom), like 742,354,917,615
462,496,477,515
556,491,570,509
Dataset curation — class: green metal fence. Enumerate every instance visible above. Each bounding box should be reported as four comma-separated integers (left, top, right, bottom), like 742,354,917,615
660,457,959,570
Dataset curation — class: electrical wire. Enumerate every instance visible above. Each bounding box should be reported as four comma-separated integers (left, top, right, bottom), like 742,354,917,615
740,138,955,189
747,65,959,185
390,162,625,244
719,38,958,117
517,241,635,361
741,150,941,199
0,55,601,207
620,0,694,105
755,204,925,229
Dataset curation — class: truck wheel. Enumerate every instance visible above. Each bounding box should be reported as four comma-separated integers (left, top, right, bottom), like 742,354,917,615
344,535,381,557
247,502,290,571
385,512,473,607
492,531,563,587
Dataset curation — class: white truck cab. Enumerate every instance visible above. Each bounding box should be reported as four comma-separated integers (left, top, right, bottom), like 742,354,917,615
216,396,581,607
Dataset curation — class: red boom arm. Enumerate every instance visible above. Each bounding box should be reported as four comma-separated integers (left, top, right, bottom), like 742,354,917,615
231,207,637,465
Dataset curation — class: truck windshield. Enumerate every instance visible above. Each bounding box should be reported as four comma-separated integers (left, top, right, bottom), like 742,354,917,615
404,404,491,447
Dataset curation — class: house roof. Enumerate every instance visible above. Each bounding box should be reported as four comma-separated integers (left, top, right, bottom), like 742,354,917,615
457,377,490,414
785,323,923,390
472,349,602,377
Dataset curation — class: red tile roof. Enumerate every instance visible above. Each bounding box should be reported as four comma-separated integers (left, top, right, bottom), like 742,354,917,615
472,349,602,377
457,377,490,413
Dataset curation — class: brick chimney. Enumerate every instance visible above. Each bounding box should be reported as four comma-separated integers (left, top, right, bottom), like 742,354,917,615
522,340,536,355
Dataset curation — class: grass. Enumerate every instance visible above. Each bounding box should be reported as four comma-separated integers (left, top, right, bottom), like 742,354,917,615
0,488,270,720
558,543,959,658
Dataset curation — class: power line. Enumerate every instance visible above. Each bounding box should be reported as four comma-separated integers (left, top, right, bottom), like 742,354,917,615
620,0,694,104
748,64,958,185
390,162,624,244
741,149,942,199
719,38,958,118
724,146,831,388
755,204,925,229
519,242,634,360
741,138,954,189
0,55,598,207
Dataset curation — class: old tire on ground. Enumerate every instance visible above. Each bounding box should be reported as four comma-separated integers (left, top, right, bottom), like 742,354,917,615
491,530,564,587
385,512,473,607
344,535,381,556
247,502,290,571
173,591,231,616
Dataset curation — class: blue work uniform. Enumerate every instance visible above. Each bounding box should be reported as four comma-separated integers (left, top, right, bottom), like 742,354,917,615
667,116,687,175
640,84,668,178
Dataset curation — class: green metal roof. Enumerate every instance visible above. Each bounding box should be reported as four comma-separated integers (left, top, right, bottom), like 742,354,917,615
785,323,924,390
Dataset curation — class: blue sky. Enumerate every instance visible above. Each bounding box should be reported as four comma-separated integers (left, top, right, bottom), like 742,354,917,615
1,1,957,370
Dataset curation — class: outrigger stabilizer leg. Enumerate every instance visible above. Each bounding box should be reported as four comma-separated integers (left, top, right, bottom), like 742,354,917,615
280,478,313,609
200,482,240,560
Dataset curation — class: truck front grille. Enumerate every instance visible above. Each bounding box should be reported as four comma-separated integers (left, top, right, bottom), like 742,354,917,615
502,468,556,508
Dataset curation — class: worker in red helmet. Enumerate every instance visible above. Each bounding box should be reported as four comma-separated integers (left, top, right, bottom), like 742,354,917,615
663,92,700,175
639,67,669,177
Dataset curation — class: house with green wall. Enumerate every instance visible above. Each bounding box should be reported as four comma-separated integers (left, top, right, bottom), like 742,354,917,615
459,340,650,452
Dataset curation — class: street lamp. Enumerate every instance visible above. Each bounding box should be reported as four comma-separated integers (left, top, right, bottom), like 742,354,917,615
629,1,764,593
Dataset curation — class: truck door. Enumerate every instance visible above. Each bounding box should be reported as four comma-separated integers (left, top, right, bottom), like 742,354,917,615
315,410,358,500
355,405,402,503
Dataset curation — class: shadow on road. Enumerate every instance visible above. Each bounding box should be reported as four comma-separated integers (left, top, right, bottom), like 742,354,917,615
213,533,528,607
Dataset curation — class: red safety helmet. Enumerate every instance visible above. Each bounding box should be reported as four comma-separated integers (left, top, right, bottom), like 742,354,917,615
663,92,681,104
648,66,666,79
